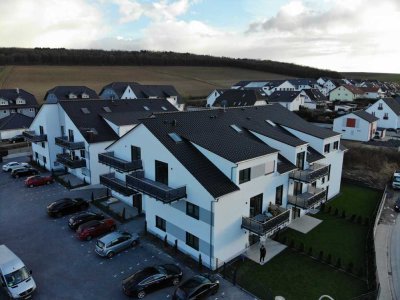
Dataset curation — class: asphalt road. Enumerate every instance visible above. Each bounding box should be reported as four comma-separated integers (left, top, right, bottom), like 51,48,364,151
390,210,400,299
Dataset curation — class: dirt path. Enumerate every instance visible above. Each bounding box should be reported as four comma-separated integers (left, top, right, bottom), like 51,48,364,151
0,66,14,88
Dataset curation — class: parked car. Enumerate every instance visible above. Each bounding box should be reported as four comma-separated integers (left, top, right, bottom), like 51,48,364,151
95,231,139,258
172,274,219,300
122,264,182,298
2,162,29,172
47,198,89,218
11,167,39,178
394,198,400,212
24,175,54,187
9,135,26,143
68,211,105,230
76,219,116,241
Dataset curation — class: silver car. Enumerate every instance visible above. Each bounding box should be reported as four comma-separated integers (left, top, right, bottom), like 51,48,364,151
95,231,139,258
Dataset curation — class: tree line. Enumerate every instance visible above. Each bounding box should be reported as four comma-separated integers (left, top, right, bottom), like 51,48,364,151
0,47,341,79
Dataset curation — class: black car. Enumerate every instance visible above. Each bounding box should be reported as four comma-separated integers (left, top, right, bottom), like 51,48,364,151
173,274,219,300
122,264,182,299
47,198,89,218
11,167,39,178
395,198,400,212
68,211,105,230
9,135,26,143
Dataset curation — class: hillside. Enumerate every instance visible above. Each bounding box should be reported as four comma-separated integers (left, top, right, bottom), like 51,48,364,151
343,72,400,83
0,65,294,103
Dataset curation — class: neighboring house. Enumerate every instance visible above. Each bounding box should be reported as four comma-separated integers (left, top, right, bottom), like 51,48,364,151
99,82,184,111
334,104,356,113
289,79,319,91
206,89,228,107
333,110,378,142
301,89,328,110
0,113,33,140
211,89,267,107
365,97,400,129
329,85,364,102
267,91,304,111
101,104,344,270
44,86,98,102
23,99,177,184
0,89,38,119
317,77,330,86
231,80,296,96
360,87,384,99
322,80,340,96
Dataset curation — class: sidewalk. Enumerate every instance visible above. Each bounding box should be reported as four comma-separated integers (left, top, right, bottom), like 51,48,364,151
375,224,394,300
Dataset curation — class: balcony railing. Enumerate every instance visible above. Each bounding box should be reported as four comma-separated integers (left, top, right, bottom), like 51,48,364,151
56,153,86,169
289,163,329,183
126,170,186,203
98,152,142,172
288,187,327,209
100,173,135,196
23,131,47,143
242,209,290,236
55,136,85,150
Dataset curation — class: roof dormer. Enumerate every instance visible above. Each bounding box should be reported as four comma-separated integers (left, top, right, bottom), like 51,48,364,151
68,93,77,99
16,97,26,105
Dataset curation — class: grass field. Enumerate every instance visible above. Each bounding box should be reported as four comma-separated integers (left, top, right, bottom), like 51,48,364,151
0,65,292,103
343,72,400,83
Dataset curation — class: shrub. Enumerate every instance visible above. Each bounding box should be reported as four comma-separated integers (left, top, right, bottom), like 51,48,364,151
341,210,346,218
308,247,313,256
336,258,341,268
327,206,332,213
350,214,356,222
320,203,326,212
289,239,295,249
318,250,324,261
357,267,364,277
280,236,287,244
347,262,354,273
326,254,332,264
298,242,304,253
364,217,370,226
334,208,339,216
357,216,363,224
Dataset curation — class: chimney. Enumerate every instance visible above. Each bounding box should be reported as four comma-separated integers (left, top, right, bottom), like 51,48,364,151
16,88,19,94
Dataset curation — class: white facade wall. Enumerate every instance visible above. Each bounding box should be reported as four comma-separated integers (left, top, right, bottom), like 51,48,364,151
120,86,137,99
206,90,222,107
329,86,356,102
0,128,25,140
365,99,400,129
333,114,375,142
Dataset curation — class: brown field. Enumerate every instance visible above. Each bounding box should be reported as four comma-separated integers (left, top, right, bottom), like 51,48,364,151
0,65,293,104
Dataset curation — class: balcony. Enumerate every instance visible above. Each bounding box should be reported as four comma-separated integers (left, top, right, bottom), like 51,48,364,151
100,173,135,196
288,187,327,209
126,170,186,204
242,207,290,236
98,152,142,172
23,131,47,143
55,136,85,150
289,163,329,183
56,153,86,169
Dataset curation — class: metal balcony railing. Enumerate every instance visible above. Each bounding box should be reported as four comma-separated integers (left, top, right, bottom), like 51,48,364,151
242,209,290,236
55,136,85,150
56,153,86,169
98,152,142,172
289,163,329,183
99,173,135,196
126,170,186,203
23,131,47,142
288,187,327,209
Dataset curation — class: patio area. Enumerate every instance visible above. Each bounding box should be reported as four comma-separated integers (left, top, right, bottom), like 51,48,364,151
287,215,322,234
244,238,287,265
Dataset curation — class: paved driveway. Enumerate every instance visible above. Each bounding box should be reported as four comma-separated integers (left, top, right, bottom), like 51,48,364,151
0,157,255,300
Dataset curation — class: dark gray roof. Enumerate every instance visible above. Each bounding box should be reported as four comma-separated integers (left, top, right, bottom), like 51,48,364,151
59,99,177,143
101,111,155,126
353,110,378,123
45,86,98,101
130,85,183,104
289,79,317,87
268,91,301,103
99,82,140,98
0,113,33,130
0,89,38,109
277,154,296,174
307,146,325,163
303,89,327,102
382,97,400,115
213,89,267,107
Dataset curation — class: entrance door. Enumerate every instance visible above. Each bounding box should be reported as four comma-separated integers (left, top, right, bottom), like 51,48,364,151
292,207,301,220
132,193,142,214
155,160,168,185
250,194,263,218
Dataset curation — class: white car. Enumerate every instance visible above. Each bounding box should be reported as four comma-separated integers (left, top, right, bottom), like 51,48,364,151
2,162,29,172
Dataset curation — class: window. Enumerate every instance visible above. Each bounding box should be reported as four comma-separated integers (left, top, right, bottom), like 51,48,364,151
41,142,45,148
143,106,150,111
168,132,182,143
161,106,167,111
378,103,383,110
383,113,389,120
372,111,375,116
321,177,325,184
333,141,339,150
239,168,251,184
35,152,38,160
346,118,356,128
131,146,141,160
80,150,85,158
43,156,47,164
186,232,199,250
186,202,199,220
275,185,283,206
327,165,331,181
324,144,330,154
296,152,305,170
155,216,166,231
155,160,168,185
230,124,242,133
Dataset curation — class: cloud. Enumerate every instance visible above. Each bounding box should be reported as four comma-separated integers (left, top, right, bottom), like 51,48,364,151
0,0,107,48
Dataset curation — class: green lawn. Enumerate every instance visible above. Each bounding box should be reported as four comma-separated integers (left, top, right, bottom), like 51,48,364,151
236,250,367,300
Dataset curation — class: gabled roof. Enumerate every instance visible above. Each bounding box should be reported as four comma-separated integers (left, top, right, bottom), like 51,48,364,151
213,89,267,107
99,82,140,98
58,99,177,143
302,89,328,102
381,97,400,115
268,91,301,103
360,86,380,93
277,154,297,174
353,110,378,123
289,79,317,87
0,89,38,108
45,86,98,101
307,146,325,163
130,85,183,104
0,113,33,130
336,84,364,95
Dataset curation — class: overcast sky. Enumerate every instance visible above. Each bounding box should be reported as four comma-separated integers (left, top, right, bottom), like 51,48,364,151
1,0,399,73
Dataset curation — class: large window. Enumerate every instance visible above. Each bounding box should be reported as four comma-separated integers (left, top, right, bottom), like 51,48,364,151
383,113,389,120
239,168,251,184
324,144,330,154
333,141,339,150
296,152,305,170
186,202,199,220
131,146,141,160
155,216,166,232
346,118,356,128
155,160,168,185
275,185,283,206
80,150,85,158
328,165,331,181
186,232,199,250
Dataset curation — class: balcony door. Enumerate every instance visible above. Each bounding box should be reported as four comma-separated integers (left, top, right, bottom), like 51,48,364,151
296,152,305,170
132,193,142,214
131,146,141,161
250,193,263,218
293,182,303,196
155,160,168,185
68,129,74,142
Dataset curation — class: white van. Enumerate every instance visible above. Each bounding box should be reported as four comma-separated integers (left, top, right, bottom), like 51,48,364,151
0,245,36,299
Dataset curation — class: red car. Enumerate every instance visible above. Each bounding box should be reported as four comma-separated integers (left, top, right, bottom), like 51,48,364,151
76,218,116,241
25,175,54,187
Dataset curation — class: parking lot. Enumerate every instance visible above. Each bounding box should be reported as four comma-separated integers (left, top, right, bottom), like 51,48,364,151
0,156,254,300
